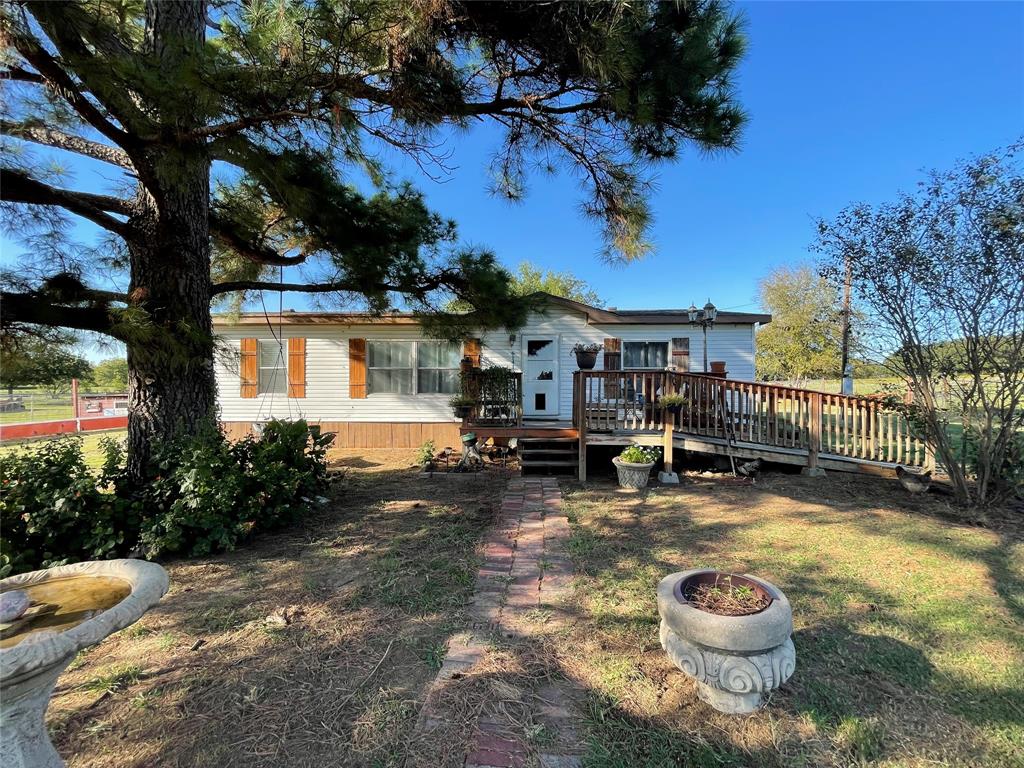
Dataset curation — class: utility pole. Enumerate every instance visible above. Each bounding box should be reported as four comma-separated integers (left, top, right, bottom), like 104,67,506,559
839,254,853,395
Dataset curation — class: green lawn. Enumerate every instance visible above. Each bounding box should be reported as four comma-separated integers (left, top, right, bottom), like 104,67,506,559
559,474,1024,767
0,431,126,468
0,403,74,424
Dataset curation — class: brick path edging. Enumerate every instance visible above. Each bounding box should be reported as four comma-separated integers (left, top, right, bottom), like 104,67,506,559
417,477,582,768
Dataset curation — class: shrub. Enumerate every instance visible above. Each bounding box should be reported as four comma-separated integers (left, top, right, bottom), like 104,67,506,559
0,437,136,577
0,420,334,575
416,440,436,466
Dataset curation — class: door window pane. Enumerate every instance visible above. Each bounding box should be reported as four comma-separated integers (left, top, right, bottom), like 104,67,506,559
258,340,287,394
623,341,669,369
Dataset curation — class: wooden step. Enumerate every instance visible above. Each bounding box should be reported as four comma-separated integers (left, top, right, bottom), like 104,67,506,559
520,459,578,467
517,436,578,443
520,447,576,455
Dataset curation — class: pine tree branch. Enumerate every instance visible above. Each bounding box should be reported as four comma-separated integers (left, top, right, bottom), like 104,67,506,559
1,120,134,169
0,66,46,85
208,211,308,267
26,2,154,138
5,19,135,151
1,168,136,239
0,290,121,337
210,275,450,297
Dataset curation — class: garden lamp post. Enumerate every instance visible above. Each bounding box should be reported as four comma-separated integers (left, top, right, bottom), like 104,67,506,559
688,300,718,373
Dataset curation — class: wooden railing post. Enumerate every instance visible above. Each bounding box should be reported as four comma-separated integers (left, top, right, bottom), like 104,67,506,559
809,392,821,467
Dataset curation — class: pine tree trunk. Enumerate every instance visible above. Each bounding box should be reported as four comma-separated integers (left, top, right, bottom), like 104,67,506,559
125,0,214,482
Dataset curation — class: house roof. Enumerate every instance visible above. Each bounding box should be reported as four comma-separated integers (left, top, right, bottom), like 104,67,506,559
212,292,771,326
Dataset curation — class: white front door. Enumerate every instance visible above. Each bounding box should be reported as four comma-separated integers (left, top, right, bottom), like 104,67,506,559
522,335,559,418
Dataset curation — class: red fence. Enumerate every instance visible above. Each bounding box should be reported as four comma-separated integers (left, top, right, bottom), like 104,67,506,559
0,416,128,442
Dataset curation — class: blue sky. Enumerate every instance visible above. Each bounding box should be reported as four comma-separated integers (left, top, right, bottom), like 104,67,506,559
3,1,1022,343
366,0,1023,314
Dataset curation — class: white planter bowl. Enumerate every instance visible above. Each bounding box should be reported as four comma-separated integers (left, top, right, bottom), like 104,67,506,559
657,569,795,714
1,560,169,767
612,457,656,489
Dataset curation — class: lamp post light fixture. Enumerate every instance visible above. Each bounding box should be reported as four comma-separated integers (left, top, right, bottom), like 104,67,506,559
688,299,718,373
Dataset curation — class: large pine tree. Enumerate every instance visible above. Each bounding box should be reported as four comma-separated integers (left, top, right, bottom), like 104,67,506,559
1,0,746,478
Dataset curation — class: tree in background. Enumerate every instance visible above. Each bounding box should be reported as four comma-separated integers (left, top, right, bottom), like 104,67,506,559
0,334,91,396
755,265,844,382
816,141,1024,506
446,261,603,310
0,0,747,479
89,358,129,392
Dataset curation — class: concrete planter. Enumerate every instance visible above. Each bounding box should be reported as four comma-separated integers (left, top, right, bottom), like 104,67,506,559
657,569,795,715
612,456,655,489
1,560,169,766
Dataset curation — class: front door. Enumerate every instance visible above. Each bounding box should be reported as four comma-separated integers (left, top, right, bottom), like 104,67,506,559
522,336,559,418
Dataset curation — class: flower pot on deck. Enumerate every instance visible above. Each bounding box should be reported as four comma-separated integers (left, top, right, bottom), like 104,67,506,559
574,350,598,370
657,569,795,715
453,405,473,419
612,456,656,489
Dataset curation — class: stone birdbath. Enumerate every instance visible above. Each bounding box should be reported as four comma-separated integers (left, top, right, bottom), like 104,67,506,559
657,569,795,714
1,559,170,767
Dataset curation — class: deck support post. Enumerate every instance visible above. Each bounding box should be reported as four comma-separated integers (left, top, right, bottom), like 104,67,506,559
802,392,826,478
575,372,587,483
659,418,679,483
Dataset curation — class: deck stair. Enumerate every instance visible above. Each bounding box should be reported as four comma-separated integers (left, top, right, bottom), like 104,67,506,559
518,436,579,476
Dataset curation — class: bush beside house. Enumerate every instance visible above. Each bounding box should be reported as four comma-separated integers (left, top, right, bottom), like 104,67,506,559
0,420,333,577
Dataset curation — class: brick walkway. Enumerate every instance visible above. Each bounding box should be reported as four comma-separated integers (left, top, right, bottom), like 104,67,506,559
417,477,583,768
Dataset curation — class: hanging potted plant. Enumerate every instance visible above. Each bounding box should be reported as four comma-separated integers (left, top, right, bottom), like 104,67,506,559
449,394,476,420
612,444,660,489
660,393,686,415
572,343,601,370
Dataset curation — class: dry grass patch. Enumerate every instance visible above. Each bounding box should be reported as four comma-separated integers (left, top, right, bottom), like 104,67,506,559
47,449,509,767
557,471,1024,768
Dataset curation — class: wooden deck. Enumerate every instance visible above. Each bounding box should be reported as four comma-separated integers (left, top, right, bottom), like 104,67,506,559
464,371,934,481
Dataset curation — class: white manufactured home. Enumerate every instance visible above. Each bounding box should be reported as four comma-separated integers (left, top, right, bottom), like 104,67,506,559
212,293,771,448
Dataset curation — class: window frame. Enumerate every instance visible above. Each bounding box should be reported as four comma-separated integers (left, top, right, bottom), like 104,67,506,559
365,339,462,396
622,340,670,370
257,338,288,395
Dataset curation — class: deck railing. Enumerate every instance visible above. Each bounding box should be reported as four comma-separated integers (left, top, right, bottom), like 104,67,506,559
572,371,931,468
464,369,523,427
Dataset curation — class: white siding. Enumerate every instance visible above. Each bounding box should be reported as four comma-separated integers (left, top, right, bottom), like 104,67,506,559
214,306,760,423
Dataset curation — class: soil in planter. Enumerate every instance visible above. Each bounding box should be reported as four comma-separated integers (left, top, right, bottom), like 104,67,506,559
684,578,771,616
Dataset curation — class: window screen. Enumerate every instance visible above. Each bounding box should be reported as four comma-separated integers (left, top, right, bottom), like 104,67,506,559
623,341,669,369
258,340,287,395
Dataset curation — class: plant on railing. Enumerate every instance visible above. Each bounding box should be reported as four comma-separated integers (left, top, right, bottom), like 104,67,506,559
449,394,476,419
572,343,601,370
660,393,687,413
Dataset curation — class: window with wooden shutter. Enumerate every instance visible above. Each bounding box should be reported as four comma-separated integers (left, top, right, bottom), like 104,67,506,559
240,338,258,398
287,337,306,398
603,337,621,398
463,338,482,367
349,338,367,399
671,337,690,372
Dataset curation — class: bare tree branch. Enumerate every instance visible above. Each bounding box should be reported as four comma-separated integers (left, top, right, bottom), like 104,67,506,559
0,290,122,337
2,120,134,169
1,168,136,238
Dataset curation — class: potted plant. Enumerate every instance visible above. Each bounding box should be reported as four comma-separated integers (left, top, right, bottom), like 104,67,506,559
660,393,686,415
572,343,601,370
657,569,795,714
449,394,476,420
612,444,660,489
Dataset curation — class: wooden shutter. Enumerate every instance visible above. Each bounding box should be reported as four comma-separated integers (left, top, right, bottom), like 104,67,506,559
671,337,690,372
349,338,367,399
287,337,306,398
240,338,258,398
463,338,482,367
603,337,621,399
